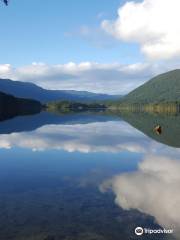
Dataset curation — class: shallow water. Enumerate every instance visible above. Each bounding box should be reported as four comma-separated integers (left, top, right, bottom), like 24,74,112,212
0,111,179,240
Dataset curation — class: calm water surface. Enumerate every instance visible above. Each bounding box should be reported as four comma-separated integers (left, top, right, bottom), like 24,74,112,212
0,112,179,240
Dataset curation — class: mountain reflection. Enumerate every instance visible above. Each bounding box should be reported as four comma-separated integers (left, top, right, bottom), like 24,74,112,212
0,111,179,150
0,111,179,153
0,119,149,153
0,112,179,239
118,111,180,148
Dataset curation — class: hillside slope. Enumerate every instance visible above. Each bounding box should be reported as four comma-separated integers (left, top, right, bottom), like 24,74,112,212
122,69,180,104
0,79,121,103
0,91,41,121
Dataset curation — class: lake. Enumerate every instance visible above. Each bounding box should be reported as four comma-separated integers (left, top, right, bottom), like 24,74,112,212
0,111,179,240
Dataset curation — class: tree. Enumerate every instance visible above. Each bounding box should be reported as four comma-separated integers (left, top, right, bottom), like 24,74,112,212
2,0,8,5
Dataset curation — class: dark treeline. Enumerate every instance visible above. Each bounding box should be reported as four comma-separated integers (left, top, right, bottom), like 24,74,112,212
0,91,42,121
47,101,106,113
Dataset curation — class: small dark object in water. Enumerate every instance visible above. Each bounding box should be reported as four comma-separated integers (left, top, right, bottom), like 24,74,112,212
154,125,162,135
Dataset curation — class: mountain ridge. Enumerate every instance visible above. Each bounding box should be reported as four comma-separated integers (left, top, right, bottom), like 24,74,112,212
0,78,121,103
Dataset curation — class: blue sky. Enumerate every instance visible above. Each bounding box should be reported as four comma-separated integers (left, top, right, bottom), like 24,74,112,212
0,0,179,94
0,0,141,66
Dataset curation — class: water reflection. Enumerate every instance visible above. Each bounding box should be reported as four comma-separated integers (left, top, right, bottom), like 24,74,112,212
100,154,180,238
0,111,179,153
0,120,150,153
0,111,179,239
119,111,180,148
0,111,179,149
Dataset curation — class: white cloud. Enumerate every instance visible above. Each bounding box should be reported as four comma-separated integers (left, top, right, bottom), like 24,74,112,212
100,155,180,236
0,64,12,76
102,0,180,60
0,60,180,94
0,61,174,94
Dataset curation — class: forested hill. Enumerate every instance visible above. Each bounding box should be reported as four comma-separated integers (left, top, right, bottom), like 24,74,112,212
121,69,180,104
0,91,42,121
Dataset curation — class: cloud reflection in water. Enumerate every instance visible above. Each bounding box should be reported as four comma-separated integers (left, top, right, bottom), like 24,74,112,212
100,154,180,237
0,121,150,153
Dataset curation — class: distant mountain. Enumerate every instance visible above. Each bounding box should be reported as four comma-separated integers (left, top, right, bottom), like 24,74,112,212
0,78,121,103
0,91,41,121
122,69,180,104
